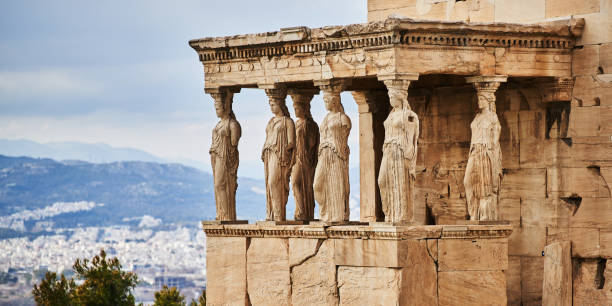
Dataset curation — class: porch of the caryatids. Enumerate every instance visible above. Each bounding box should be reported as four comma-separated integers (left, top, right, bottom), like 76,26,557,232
377,73,420,224
313,79,352,222
207,87,242,221
464,75,508,221
288,89,320,222
260,84,296,221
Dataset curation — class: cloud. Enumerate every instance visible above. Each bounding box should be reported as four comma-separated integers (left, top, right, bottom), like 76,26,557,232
0,69,103,100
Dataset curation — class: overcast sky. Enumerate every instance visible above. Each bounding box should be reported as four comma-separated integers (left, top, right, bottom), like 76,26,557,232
0,1,367,178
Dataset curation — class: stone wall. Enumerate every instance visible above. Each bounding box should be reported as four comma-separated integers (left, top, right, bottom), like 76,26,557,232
370,1,612,305
204,224,511,306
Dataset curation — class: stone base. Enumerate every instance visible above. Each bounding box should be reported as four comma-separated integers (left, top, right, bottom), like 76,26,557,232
309,221,369,226
202,223,512,305
369,221,417,226
201,220,248,225
256,220,310,225
446,220,511,225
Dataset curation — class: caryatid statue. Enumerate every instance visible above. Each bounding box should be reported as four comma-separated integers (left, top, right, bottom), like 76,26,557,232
313,84,351,222
209,89,241,221
262,87,296,221
289,90,320,221
464,76,507,221
378,79,419,223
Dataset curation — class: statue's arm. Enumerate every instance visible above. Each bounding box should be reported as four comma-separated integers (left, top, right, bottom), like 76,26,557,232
286,119,296,150
230,120,241,147
411,115,420,177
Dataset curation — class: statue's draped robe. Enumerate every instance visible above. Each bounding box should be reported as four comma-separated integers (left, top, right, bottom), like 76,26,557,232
210,118,240,220
292,118,319,221
262,116,295,221
464,111,502,221
378,109,419,222
314,112,351,222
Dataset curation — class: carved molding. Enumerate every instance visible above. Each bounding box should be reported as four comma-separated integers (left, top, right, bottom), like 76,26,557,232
190,19,582,63
201,223,513,240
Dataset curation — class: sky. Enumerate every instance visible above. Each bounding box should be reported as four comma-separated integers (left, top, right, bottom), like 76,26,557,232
0,0,367,178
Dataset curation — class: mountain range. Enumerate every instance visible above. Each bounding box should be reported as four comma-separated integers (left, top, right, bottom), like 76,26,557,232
0,154,266,234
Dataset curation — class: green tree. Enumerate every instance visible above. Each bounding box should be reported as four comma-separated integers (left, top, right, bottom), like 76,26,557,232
189,289,205,306
32,249,139,306
154,285,186,306
31,272,75,306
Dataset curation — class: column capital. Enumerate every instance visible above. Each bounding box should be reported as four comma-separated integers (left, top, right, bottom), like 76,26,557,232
314,79,351,92
259,83,287,100
352,90,387,114
535,77,574,103
466,75,508,93
205,87,241,94
288,88,319,105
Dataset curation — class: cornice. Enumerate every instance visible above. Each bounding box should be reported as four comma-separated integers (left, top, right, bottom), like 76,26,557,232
189,18,583,63
201,223,513,240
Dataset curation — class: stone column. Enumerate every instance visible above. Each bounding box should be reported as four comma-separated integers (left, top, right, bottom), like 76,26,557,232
464,75,508,221
313,79,352,222
377,73,420,223
259,84,295,222
288,89,320,221
205,87,243,222
351,90,388,222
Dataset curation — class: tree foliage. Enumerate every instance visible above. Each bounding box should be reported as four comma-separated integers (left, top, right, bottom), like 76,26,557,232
32,272,75,306
154,285,185,306
32,249,138,306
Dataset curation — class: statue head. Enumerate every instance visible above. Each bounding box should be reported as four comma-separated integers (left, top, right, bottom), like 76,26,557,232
269,98,290,117
388,87,409,110
477,92,496,112
323,91,344,113
213,91,234,119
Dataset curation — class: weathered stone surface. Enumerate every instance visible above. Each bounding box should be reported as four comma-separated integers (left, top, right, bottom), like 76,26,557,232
600,228,612,258
247,238,290,305
569,198,612,228
509,225,546,256
521,256,544,305
570,227,600,258
206,237,248,306
543,241,571,306
289,238,320,266
438,271,507,306
568,106,601,137
573,258,612,305
334,238,425,268
438,238,508,271
291,240,338,306
338,266,402,306
572,44,600,76
506,256,522,306
501,169,547,200
495,0,545,23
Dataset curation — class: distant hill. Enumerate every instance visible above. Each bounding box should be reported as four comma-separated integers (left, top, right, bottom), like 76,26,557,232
0,155,266,230
0,139,166,164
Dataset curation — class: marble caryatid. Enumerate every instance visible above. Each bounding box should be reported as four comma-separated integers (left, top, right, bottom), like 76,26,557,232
290,90,319,221
378,80,419,223
262,88,296,221
464,78,505,221
209,89,241,221
314,85,351,222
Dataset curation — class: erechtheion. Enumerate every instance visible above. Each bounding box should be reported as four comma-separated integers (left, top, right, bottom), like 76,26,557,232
193,1,612,304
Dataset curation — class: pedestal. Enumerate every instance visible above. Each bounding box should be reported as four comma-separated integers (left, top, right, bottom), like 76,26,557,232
202,223,513,305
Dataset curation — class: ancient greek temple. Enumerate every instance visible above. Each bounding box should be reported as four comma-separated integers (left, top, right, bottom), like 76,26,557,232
191,1,612,304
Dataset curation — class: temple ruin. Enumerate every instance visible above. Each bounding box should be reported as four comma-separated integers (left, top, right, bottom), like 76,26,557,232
191,1,612,305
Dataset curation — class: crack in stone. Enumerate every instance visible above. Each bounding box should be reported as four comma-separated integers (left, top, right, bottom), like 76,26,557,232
290,239,324,269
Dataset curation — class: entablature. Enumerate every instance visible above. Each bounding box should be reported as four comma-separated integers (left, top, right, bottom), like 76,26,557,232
189,17,584,90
